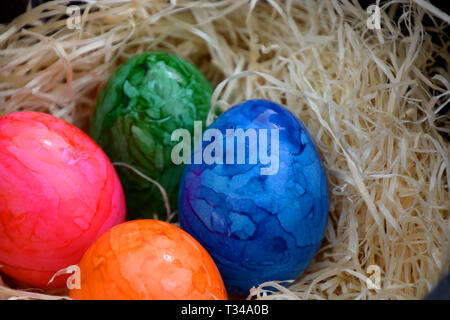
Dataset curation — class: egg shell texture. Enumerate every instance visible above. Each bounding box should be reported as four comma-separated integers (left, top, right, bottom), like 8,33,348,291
90,52,213,220
0,111,126,288
179,99,329,295
70,219,228,300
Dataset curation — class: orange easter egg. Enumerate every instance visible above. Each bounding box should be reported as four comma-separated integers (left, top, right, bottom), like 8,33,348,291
70,220,227,300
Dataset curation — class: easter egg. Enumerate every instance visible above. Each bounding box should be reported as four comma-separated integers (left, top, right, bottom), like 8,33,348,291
0,111,126,288
178,99,329,295
90,52,213,220
70,219,228,300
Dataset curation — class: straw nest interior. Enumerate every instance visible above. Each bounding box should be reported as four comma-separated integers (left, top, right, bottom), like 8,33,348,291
0,0,449,300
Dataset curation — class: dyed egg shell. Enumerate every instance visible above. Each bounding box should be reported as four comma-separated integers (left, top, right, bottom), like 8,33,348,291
179,99,329,295
90,52,213,220
0,111,126,288
70,220,228,300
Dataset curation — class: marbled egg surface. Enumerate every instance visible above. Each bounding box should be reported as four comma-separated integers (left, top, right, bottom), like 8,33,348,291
90,52,213,220
178,99,329,295
70,220,228,300
0,111,126,288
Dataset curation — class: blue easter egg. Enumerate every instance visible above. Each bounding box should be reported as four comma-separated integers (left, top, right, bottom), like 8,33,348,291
178,99,329,295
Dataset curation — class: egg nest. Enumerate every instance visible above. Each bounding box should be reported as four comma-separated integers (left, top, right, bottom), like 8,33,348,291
0,0,448,300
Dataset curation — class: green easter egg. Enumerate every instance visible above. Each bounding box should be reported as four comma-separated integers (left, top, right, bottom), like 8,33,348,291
90,52,213,220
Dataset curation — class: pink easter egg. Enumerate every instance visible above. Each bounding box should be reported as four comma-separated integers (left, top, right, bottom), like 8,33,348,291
0,111,126,288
